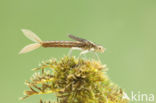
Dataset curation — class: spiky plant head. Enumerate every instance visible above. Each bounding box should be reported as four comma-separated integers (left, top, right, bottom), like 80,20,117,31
21,56,129,103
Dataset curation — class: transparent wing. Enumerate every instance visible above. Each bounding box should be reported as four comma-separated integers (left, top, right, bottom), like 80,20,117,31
68,34,89,42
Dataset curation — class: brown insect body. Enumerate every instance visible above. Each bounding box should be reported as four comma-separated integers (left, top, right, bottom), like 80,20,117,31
42,41,96,50
19,29,105,54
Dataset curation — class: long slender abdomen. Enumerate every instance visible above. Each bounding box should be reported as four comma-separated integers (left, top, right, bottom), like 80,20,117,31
42,41,85,48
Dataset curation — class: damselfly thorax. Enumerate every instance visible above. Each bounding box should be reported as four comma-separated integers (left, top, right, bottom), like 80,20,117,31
19,29,105,56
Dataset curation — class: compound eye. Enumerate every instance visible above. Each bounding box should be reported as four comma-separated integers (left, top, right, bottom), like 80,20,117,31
99,46,102,50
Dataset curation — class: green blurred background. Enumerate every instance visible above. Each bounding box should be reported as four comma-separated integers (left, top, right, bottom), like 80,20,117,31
0,0,156,103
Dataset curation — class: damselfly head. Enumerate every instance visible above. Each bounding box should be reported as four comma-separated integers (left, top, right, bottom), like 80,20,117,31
95,45,105,53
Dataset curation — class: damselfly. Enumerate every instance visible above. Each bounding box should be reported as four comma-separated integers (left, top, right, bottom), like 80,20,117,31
19,29,105,56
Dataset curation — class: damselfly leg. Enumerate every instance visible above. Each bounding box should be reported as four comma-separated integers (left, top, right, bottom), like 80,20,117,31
68,47,82,56
94,52,101,62
79,50,89,55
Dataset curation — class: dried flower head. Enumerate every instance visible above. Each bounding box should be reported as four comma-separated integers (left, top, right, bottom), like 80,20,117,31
21,56,129,103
